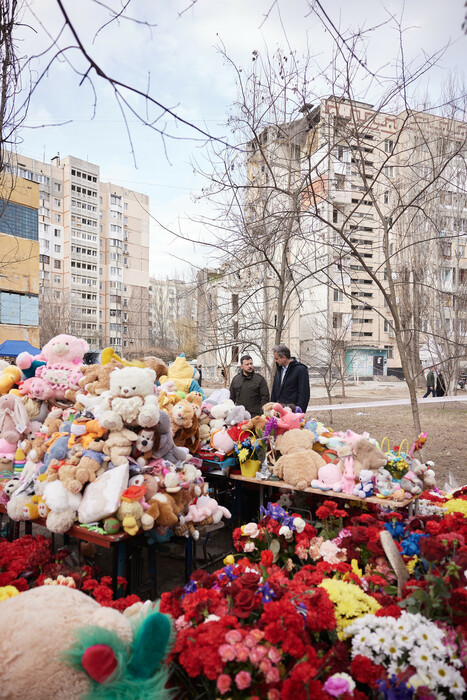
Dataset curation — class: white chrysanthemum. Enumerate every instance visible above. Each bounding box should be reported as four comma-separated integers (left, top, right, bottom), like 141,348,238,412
382,634,400,660
351,631,374,657
409,645,433,669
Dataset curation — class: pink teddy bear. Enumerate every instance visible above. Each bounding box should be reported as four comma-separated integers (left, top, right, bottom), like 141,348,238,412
17,334,89,401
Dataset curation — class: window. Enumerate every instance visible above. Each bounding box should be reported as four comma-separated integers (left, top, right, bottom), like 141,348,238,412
39,254,50,264
332,209,338,224
441,242,452,257
53,198,61,207
54,213,62,223
385,139,394,153
384,345,394,359
384,166,394,178
333,289,343,302
54,244,61,253
54,275,61,283
384,191,389,205
54,183,61,192
0,199,38,240
54,228,61,237
54,260,61,269
0,291,38,326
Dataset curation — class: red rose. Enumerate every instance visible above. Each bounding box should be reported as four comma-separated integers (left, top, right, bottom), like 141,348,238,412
419,537,448,562
232,589,257,618
239,572,261,589
261,550,274,567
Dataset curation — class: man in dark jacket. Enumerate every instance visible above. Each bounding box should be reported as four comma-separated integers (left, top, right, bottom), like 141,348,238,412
271,344,310,413
230,355,270,417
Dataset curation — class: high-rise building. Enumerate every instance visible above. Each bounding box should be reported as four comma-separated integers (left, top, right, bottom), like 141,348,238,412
148,277,197,357
3,152,150,351
0,174,40,347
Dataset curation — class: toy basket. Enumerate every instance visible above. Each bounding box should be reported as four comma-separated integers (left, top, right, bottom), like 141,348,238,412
240,458,261,478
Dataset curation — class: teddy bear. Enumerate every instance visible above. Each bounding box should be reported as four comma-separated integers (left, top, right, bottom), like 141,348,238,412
185,494,231,527
353,469,374,498
74,439,108,485
271,429,326,490
349,438,388,478
102,427,139,467
17,334,89,402
145,486,196,535
132,428,159,467
225,404,251,427
43,477,82,533
151,411,189,464
39,408,64,438
209,399,235,431
116,485,155,536
375,466,401,498
171,399,200,454
199,423,211,445
95,366,159,431
142,356,169,381
399,470,424,496
40,421,77,475
46,454,83,494
78,359,124,396
0,585,173,700
407,457,436,490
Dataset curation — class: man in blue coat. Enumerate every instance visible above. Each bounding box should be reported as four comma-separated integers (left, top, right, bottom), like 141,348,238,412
270,344,310,413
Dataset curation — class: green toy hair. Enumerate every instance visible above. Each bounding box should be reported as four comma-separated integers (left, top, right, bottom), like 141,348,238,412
62,603,176,700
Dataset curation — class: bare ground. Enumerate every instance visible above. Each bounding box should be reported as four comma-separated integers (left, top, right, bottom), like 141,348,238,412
306,383,467,490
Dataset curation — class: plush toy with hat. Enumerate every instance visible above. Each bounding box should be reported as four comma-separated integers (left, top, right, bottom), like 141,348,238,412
157,353,204,398
0,586,173,700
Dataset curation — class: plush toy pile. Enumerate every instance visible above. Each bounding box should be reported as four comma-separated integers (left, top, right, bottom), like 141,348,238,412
195,391,437,501
0,336,230,540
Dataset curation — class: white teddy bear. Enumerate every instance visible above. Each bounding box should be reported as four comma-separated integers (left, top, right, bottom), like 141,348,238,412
209,399,235,432
95,367,159,431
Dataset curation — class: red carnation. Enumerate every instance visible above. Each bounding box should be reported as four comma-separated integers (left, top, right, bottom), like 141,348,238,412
419,537,448,562
350,655,386,687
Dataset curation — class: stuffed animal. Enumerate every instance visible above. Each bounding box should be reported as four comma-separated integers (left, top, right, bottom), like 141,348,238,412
102,427,139,467
272,429,326,490
74,440,108,484
158,353,204,398
46,455,83,494
400,470,424,496
152,411,189,464
17,334,89,402
408,458,436,490
116,485,154,536
340,457,356,494
78,358,124,397
171,399,200,454
40,421,75,474
273,403,304,435
39,408,64,437
353,469,374,498
133,428,159,467
225,404,251,426
209,399,235,432
185,494,231,525
0,365,22,394
210,427,236,454
142,356,169,381
96,366,159,431
311,462,344,492
0,393,31,445
375,466,400,498
351,438,387,478
43,478,82,533
0,586,173,700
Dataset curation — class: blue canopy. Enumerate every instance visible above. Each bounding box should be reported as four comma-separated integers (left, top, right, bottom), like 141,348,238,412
0,340,41,357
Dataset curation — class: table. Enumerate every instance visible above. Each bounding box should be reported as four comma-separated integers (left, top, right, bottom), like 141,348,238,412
230,474,419,517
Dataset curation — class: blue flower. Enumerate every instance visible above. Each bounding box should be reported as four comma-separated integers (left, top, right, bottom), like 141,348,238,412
400,533,428,556
182,580,197,597
218,565,238,582
257,581,276,603
384,521,405,539
376,675,415,699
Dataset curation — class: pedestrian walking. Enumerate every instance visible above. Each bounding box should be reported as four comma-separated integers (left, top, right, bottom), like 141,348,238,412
423,366,436,398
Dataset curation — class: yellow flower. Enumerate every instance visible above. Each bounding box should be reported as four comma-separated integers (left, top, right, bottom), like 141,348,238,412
320,578,381,640
406,556,419,574
238,447,249,463
223,554,235,566
351,559,363,578
0,585,20,602
444,499,467,516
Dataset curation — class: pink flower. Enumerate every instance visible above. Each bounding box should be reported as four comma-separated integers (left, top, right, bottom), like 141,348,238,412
251,629,264,642
234,643,250,662
225,629,242,645
268,647,281,664
296,545,308,560
268,690,281,700
265,667,280,684
235,670,252,690
244,541,257,553
217,674,232,695
244,632,258,648
174,615,192,630
219,644,236,662
320,540,346,564
259,658,272,675
249,645,268,665
323,673,355,698
242,522,259,538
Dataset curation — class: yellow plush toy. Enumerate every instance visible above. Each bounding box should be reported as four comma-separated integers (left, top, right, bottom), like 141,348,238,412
158,354,204,397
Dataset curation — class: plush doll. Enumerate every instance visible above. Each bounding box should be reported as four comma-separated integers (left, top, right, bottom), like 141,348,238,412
209,399,235,431
400,470,424,496
171,399,200,454
353,469,374,498
158,353,204,398
151,410,189,464
340,457,356,494
116,485,154,535
243,415,268,435
39,408,64,437
210,427,236,454
74,439,108,484
0,365,22,394
199,423,211,445
40,421,75,474
311,462,345,492
225,404,251,426
185,494,231,526
96,366,160,431
102,427,139,467
272,429,326,490
78,358,124,396
408,457,436,490
273,403,304,435
0,586,173,700
0,393,31,446
158,389,181,415
46,455,84,494
43,478,82,533
132,428,159,467
375,466,400,498
17,334,89,402
350,438,388,478
142,356,169,381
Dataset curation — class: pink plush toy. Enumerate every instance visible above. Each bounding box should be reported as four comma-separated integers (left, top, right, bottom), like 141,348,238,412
340,457,356,494
273,403,304,435
17,334,89,402
0,394,31,458
311,462,343,492
185,494,231,525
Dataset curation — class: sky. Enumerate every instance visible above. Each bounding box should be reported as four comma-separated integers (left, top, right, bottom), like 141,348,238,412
13,0,467,277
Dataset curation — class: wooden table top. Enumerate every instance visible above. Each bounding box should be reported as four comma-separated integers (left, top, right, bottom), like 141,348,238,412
229,473,416,509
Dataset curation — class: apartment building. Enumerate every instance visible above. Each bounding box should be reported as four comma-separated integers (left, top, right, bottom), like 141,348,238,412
3,152,150,351
0,174,40,347
148,277,197,356
243,98,467,378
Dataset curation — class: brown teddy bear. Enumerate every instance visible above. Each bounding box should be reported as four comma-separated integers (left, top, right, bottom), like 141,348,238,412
171,399,200,453
143,356,169,381
271,429,326,490
102,427,138,467
78,359,124,396
74,439,108,485
46,454,83,494
351,438,387,478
